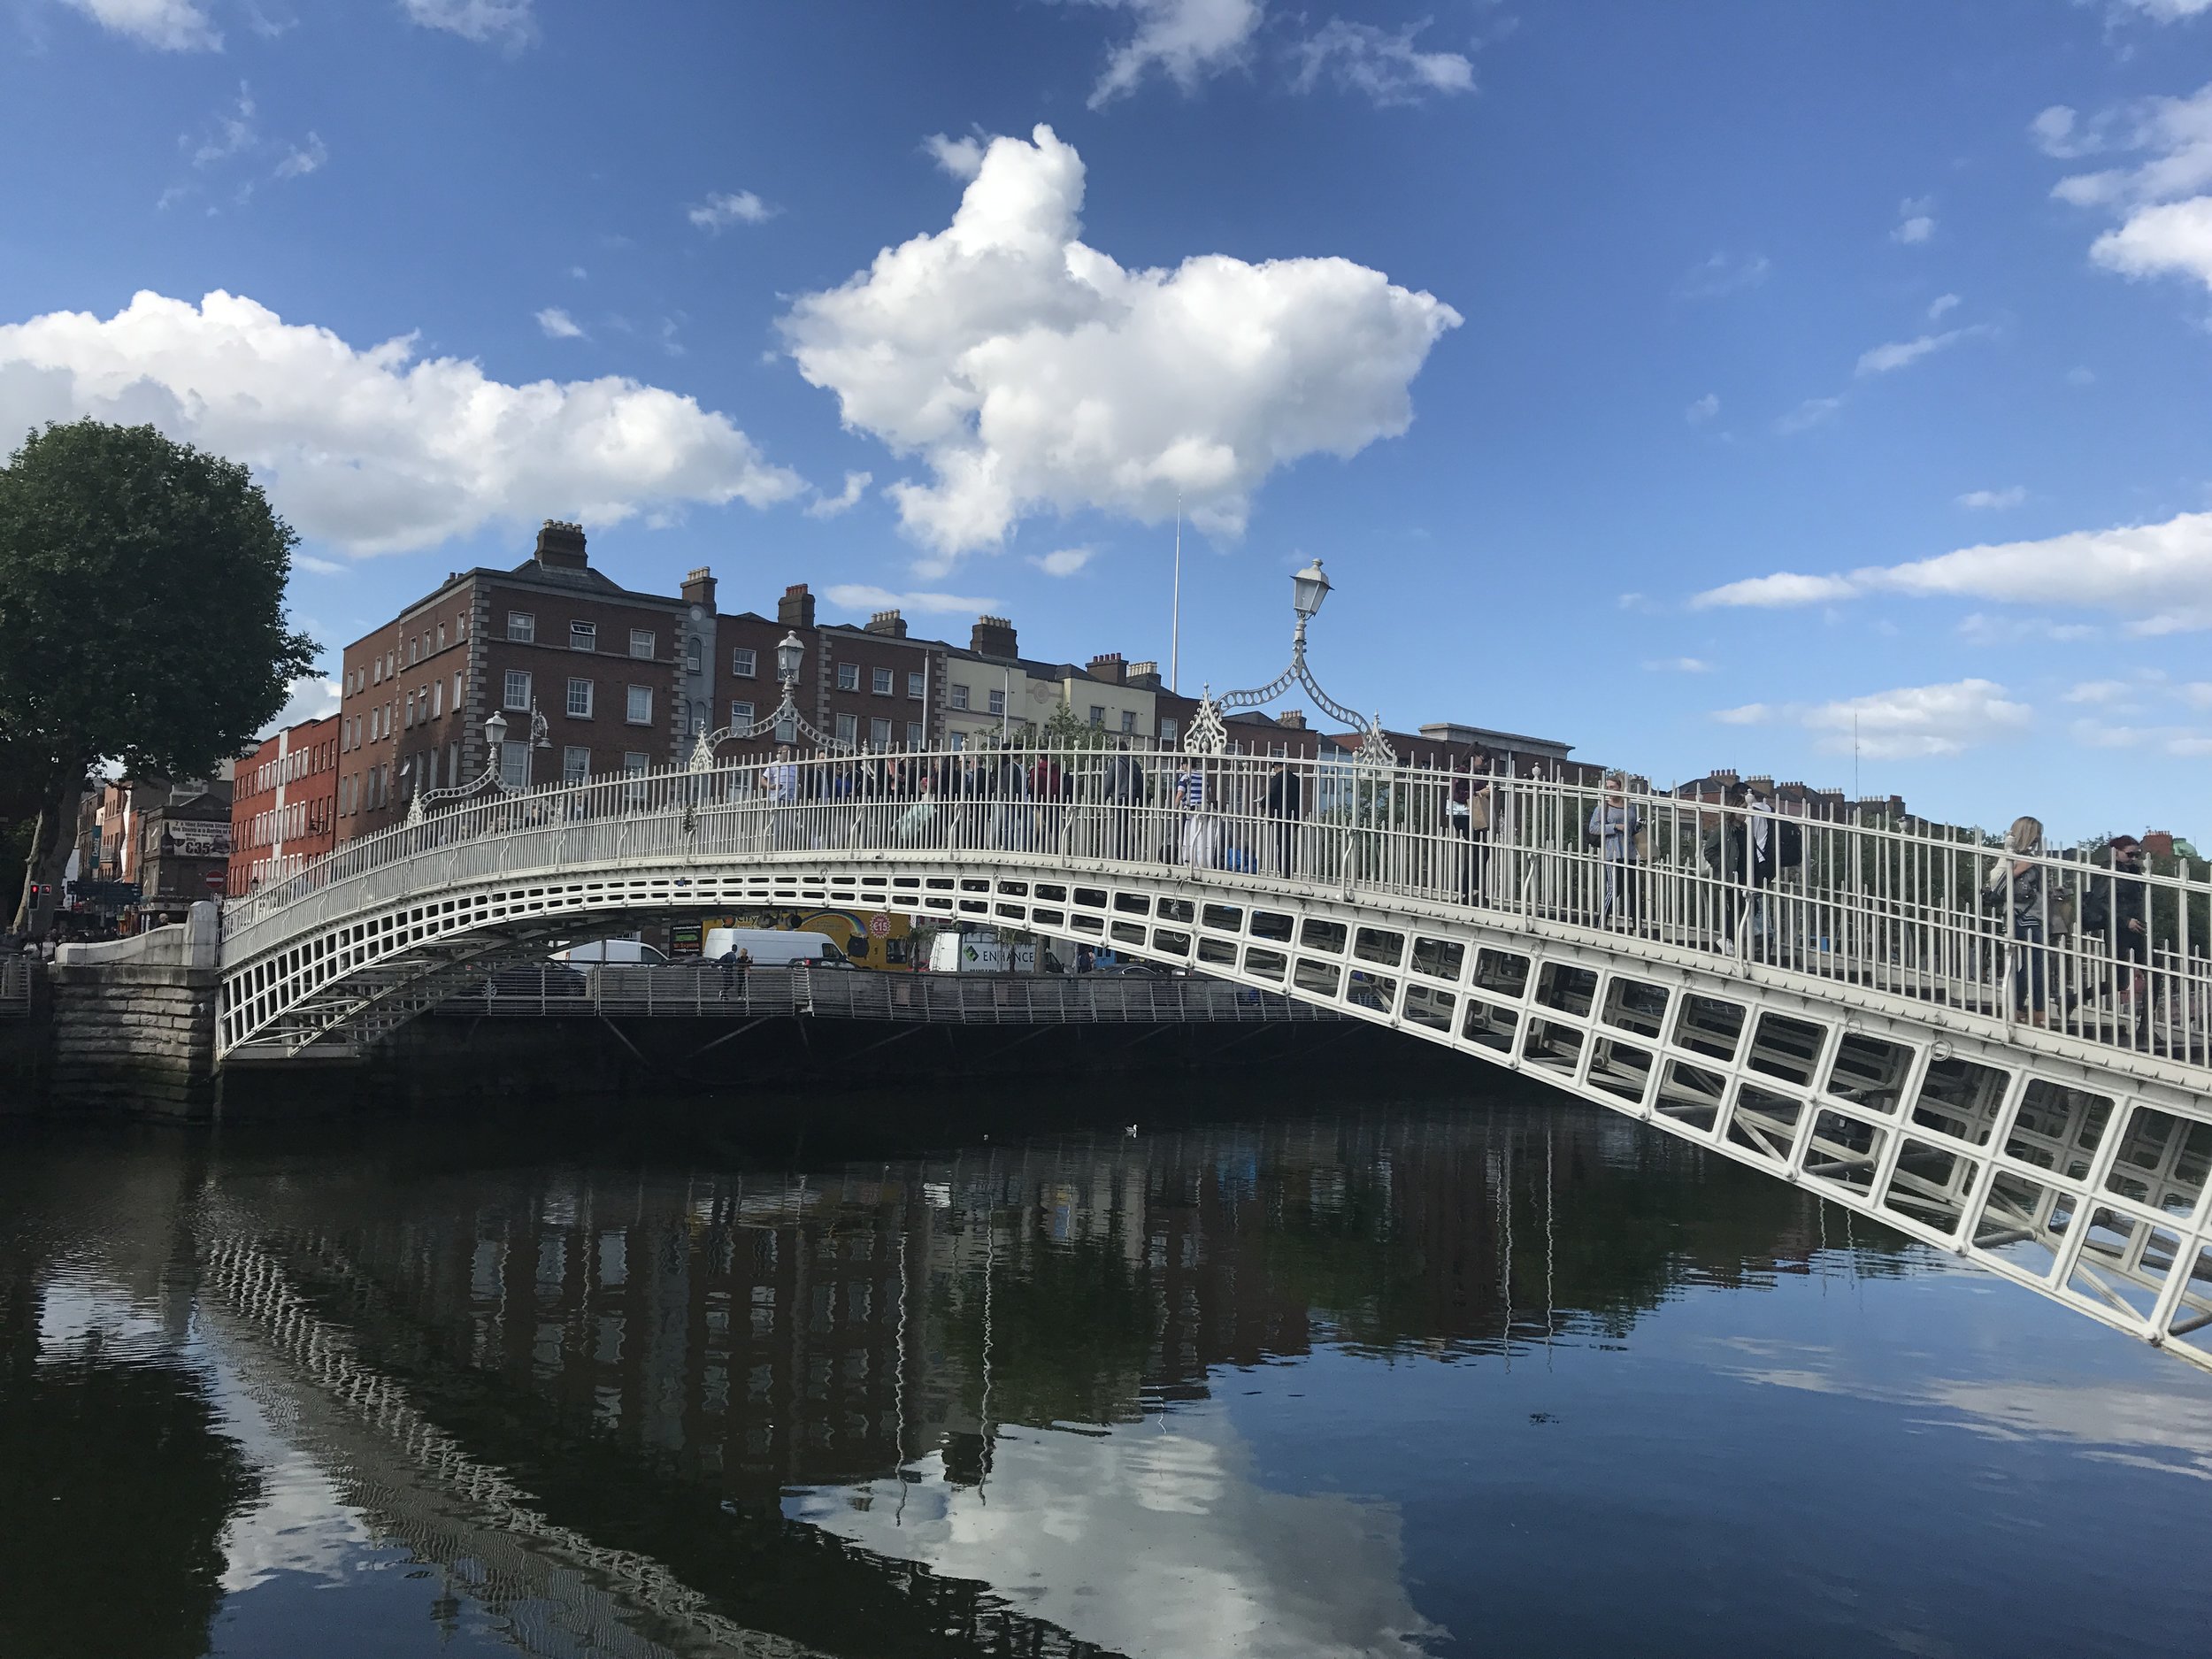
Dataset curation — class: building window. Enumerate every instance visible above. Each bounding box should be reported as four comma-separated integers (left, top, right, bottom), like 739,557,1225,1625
731,699,756,726
453,670,464,710
372,658,382,686
905,721,922,747
834,713,857,744
562,746,590,784
626,685,653,725
731,647,757,678
408,638,419,665
432,680,443,718
503,670,532,710
907,671,925,699
872,667,894,696
403,691,415,728
1120,710,1136,733
508,611,535,642
1159,718,1180,746
437,622,447,649
987,688,1006,717
570,621,597,653
499,744,529,789
837,663,860,692
1088,705,1106,726
949,683,970,710
566,678,595,718
629,628,655,660
949,731,966,751
870,717,892,747
686,636,702,672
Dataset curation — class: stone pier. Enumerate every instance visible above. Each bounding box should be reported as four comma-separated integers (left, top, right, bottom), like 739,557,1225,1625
49,902,221,1120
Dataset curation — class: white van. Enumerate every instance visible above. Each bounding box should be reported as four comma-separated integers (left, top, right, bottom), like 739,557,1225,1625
703,926,847,967
552,938,669,967
927,933,1041,974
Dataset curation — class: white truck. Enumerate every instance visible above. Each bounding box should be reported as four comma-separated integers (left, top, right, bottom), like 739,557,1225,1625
703,926,848,967
926,933,1043,974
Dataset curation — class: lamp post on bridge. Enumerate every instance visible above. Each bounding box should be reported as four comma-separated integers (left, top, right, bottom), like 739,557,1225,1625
404,703,549,826
1185,558,1393,764
687,628,848,770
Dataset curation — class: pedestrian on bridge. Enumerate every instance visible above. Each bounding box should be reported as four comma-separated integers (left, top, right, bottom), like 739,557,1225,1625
1266,761,1303,878
1589,775,1642,926
1985,816,2055,1027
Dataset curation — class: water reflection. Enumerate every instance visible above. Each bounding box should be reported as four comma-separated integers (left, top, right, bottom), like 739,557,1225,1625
2,1092,2208,1659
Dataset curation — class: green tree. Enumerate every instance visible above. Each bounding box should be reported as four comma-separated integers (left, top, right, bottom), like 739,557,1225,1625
0,421,315,930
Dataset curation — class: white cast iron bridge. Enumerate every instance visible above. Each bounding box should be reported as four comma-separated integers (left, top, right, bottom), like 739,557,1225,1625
216,746,2212,1368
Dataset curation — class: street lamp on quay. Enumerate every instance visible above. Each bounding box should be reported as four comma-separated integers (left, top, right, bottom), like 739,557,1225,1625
686,628,847,771
1184,558,1393,764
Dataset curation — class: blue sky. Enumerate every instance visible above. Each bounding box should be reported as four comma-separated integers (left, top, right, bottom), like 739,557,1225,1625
4,0,2210,838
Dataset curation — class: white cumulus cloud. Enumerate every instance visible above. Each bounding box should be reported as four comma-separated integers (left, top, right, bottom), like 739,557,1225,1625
0,289,803,555
1927,292,1961,319
687,189,776,231
1691,508,2212,632
1086,0,1264,108
1684,392,1719,425
805,470,873,518
779,125,1459,569
400,0,534,48
823,585,1002,618
262,676,342,735
62,0,219,50
1892,196,1935,244
1033,545,1097,577
1955,486,2025,510
1715,680,2031,758
1855,325,1988,377
2045,81,2212,290
534,306,584,339
1287,19,1474,106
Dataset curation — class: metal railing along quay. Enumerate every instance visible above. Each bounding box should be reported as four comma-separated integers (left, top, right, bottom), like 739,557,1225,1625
434,965,1346,1025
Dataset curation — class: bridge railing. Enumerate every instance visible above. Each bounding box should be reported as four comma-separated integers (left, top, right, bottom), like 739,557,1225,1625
433,964,1338,1023
222,746,2210,1071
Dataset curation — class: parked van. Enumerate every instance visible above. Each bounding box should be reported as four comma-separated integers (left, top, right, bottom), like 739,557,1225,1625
927,933,1042,974
703,926,846,967
552,938,669,967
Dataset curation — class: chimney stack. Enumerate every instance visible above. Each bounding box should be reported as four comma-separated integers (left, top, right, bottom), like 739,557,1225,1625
1276,709,1307,729
681,566,717,610
778,582,817,629
971,615,1018,658
534,519,588,569
1087,651,1125,684
1125,660,1163,689
865,609,909,638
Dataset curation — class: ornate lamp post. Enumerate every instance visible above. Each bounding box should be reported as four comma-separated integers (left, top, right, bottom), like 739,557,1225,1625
1184,560,1393,764
405,706,535,826
686,628,848,771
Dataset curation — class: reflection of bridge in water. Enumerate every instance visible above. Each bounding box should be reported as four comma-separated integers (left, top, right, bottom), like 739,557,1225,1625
182,1102,1908,1655
216,749,2212,1363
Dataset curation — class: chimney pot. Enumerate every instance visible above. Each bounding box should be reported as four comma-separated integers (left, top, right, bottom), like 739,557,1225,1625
778,582,817,630
865,609,909,638
970,614,1018,658
534,519,588,568
680,566,717,609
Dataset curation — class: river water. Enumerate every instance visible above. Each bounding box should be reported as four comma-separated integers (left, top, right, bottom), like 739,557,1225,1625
3,1081,2207,1659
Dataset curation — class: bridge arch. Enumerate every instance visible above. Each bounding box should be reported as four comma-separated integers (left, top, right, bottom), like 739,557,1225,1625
217,749,2212,1367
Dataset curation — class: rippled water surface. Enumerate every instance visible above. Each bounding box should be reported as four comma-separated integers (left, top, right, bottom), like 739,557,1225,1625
3,1085,2208,1659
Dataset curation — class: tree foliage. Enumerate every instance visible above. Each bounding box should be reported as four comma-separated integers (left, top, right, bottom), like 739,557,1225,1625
0,420,316,812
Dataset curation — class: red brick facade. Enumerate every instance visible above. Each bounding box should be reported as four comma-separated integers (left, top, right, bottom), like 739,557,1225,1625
229,715,340,895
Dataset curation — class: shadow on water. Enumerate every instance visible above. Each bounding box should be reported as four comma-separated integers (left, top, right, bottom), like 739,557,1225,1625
1,1073,2207,1659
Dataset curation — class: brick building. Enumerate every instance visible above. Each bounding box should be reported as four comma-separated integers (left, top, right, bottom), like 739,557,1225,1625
229,715,340,895
338,522,693,841
74,772,234,924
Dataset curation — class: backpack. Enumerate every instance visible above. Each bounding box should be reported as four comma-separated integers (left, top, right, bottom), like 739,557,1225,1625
1778,821,1803,869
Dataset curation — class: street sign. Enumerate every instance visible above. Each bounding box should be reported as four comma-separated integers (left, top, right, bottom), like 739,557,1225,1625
867,912,892,939
204,870,227,893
